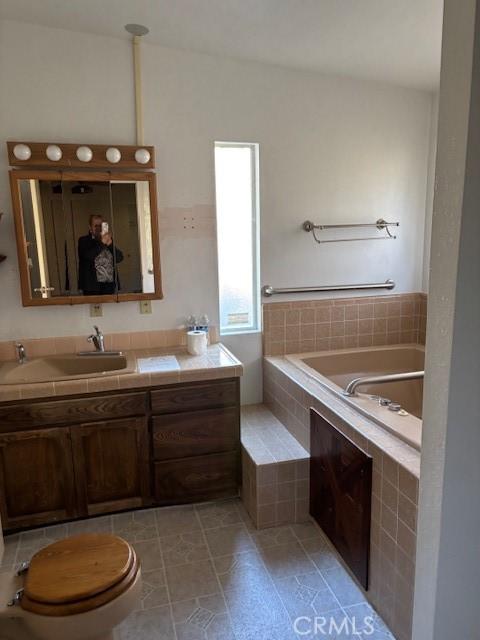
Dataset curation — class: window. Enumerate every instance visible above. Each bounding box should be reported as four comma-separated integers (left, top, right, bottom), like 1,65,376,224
214,142,260,335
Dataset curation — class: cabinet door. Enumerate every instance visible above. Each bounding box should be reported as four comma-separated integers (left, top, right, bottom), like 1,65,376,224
0,427,76,530
152,407,239,461
310,408,372,589
154,451,239,505
71,417,149,516
150,380,238,414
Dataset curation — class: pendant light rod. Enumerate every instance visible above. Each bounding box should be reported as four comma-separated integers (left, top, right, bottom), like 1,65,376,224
125,24,149,146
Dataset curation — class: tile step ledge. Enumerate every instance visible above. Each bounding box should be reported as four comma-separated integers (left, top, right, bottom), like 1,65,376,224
240,404,310,529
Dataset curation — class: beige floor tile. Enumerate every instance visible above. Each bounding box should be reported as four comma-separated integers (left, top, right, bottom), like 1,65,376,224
204,523,255,557
113,510,158,543
160,531,210,566
222,581,291,638
175,612,235,640
259,541,316,580
10,498,395,640
165,559,220,602
290,520,325,541
274,572,331,620
140,569,169,610
250,525,297,550
67,515,112,536
115,605,174,640
195,499,243,529
134,539,163,571
215,550,271,593
155,505,201,536
321,566,366,607
303,539,342,572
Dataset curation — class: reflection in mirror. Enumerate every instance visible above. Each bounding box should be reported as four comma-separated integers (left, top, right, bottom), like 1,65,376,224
17,177,157,300
66,180,119,296
19,179,68,298
111,181,155,294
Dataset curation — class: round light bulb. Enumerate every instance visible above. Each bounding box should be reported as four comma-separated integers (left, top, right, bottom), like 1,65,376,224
76,146,93,162
46,144,62,161
135,148,150,164
106,147,121,163
13,143,31,161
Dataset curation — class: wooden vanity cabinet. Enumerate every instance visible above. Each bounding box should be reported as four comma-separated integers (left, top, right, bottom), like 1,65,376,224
0,427,77,530
71,417,150,517
151,379,241,505
0,391,149,530
0,378,241,531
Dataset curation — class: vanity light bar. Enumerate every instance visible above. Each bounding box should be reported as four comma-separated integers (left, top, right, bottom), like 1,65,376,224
7,141,155,169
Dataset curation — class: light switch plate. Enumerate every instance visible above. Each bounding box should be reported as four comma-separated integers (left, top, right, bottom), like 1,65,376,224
90,303,103,317
140,300,152,314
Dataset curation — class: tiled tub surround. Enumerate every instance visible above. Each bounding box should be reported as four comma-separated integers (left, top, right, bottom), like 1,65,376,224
286,345,424,451
241,405,310,528
0,342,241,403
264,357,419,640
2,499,396,640
263,292,427,356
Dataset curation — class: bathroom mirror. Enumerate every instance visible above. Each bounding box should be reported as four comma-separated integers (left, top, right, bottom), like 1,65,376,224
9,170,162,305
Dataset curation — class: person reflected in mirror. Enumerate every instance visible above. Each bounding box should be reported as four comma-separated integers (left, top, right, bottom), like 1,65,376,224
78,214,124,295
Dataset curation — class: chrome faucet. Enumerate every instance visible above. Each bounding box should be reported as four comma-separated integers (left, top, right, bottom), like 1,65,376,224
343,370,424,396
15,343,27,364
87,326,105,352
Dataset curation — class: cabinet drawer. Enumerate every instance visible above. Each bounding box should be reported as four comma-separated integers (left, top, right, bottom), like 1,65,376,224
152,407,239,461
154,451,239,504
0,392,147,430
151,379,238,414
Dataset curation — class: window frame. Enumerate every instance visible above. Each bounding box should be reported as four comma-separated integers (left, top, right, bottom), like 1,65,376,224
214,141,261,336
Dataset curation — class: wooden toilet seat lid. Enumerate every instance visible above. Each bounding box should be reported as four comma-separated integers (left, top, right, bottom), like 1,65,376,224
23,533,134,605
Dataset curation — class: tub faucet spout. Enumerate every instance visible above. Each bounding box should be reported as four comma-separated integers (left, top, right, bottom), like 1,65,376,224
343,370,425,397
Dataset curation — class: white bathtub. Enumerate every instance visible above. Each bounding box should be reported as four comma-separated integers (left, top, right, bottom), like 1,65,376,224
286,344,424,450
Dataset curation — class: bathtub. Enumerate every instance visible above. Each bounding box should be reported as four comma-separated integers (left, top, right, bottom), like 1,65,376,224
286,344,424,450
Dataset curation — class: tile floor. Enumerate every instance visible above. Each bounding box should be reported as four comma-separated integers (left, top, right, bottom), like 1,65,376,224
2,499,395,639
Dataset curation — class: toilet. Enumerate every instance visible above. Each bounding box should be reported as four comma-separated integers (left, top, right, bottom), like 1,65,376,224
0,533,142,640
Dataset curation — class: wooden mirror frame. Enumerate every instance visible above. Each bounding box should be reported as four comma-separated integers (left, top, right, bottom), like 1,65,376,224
9,169,163,306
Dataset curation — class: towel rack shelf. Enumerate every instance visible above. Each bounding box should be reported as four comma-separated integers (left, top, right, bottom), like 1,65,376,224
303,218,399,243
261,279,395,297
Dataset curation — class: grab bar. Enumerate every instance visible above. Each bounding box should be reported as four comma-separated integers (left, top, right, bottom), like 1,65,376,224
343,370,425,397
261,279,395,297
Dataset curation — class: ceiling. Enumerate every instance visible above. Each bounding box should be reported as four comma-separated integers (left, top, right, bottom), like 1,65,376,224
0,0,443,90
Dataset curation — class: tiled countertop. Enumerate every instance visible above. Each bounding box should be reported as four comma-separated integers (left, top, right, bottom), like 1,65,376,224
0,343,243,403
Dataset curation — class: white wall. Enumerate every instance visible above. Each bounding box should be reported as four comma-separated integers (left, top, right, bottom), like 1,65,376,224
413,1,480,637
0,20,434,403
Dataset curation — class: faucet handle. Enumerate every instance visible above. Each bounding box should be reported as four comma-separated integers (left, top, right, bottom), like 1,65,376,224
15,342,27,364
93,325,102,335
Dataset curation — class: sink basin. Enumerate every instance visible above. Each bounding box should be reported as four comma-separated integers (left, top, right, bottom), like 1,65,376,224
0,354,133,385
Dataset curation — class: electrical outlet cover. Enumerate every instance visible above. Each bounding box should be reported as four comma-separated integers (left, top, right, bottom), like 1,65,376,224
90,303,103,317
140,300,152,314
